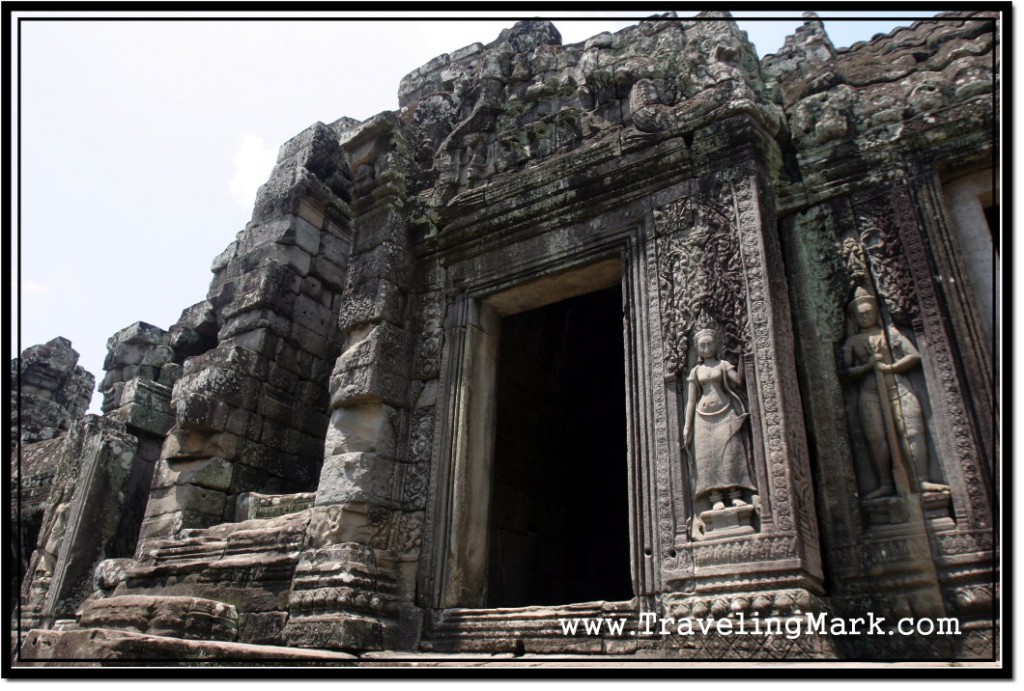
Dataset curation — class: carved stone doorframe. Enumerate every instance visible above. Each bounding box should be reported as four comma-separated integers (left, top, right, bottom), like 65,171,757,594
419,238,658,611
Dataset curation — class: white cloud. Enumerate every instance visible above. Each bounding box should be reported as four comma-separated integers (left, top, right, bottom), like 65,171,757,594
229,132,278,212
23,281,49,295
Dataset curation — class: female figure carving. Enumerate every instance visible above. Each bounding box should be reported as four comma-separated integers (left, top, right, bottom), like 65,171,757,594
682,326,756,511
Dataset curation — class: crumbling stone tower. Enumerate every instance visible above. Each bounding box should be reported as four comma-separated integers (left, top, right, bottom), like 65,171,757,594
15,12,998,663
10,338,94,449
10,338,95,598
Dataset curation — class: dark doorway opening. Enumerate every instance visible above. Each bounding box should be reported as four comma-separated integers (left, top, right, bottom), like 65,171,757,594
487,285,632,607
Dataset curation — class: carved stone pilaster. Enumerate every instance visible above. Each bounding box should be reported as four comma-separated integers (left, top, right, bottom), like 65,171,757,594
655,169,823,597
298,115,421,652
852,183,992,530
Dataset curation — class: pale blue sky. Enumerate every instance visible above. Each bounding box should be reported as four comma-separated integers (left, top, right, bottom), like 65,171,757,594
12,10,944,412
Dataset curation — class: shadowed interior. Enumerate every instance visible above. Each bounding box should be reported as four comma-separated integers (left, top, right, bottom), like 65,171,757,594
487,285,632,607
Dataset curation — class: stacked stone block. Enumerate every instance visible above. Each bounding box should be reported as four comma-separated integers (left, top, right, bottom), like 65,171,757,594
100,321,178,435
95,321,185,567
136,120,356,545
10,337,94,448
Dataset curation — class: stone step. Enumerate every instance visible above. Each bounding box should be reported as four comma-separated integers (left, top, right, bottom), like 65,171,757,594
76,595,239,642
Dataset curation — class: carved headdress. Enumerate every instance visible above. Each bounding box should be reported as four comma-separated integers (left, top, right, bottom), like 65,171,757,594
848,286,879,313
693,316,721,358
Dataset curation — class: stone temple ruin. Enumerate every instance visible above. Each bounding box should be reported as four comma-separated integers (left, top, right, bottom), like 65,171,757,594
11,12,999,665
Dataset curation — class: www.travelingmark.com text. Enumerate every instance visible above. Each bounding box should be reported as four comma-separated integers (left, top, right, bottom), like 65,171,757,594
558,612,960,640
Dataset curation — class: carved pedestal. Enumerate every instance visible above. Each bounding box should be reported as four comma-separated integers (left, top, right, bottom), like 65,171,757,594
282,544,400,651
699,505,757,538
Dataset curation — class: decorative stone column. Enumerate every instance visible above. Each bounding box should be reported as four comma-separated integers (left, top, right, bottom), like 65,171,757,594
284,114,424,652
